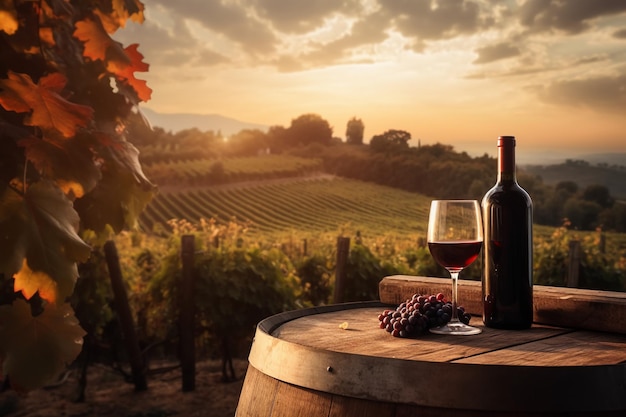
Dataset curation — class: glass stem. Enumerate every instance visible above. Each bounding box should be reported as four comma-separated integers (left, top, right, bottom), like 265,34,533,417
450,270,460,323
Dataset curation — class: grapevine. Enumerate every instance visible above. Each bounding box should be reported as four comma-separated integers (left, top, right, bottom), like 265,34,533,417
0,0,154,390
378,293,473,338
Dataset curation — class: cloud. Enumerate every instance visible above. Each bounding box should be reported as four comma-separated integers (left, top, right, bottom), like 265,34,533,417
534,73,626,113
613,28,626,39
119,0,626,79
251,0,363,34
518,0,626,34
274,0,495,69
285,11,392,70
379,0,490,51
473,42,521,64
149,0,277,54
113,15,229,68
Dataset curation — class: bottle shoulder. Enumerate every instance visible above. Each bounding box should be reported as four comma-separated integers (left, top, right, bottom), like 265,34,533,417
482,182,532,206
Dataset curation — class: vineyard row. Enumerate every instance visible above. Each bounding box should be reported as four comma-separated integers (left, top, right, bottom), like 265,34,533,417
139,177,432,238
142,155,324,187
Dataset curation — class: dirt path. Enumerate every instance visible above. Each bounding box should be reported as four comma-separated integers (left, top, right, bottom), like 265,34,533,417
1,359,248,417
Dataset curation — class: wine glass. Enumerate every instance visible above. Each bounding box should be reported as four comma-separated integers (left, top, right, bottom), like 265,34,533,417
427,200,483,335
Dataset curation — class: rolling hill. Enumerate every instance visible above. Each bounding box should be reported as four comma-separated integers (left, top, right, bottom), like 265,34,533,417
523,161,626,199
140,107,268,136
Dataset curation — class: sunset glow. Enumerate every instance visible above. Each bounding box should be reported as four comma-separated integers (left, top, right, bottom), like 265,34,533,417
115,1,626,159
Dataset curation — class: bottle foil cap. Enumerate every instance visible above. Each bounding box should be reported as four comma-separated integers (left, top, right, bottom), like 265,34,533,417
497,136,516,146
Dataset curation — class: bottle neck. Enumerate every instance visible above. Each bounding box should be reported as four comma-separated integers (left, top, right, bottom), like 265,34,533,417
497,136,517,183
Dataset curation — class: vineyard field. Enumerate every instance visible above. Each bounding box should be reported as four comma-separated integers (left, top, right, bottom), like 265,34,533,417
142,155,323,188
139,176,433,240
132,164,626,293
138,172,626,263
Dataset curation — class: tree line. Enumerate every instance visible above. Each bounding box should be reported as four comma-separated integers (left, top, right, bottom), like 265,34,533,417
129,112,626,233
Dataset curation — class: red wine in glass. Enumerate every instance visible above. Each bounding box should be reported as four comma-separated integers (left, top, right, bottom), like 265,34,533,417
427,200,483,335
428,241,482,272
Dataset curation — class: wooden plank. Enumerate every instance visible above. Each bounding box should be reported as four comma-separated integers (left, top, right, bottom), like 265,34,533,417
378,275,482,315
270,380,332,417
272,307,573,365
455,330,626,366
235,366,278,417
328,396,395,417
379,275,626,334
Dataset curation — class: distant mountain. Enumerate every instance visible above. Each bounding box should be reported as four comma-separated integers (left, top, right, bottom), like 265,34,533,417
574,153,626,167
518,152,626,167
140,107,269,136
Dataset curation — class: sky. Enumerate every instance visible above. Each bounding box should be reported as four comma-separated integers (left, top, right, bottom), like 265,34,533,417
114,0,626,160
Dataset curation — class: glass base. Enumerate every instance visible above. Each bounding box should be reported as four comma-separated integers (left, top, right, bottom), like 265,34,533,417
429,321,482,335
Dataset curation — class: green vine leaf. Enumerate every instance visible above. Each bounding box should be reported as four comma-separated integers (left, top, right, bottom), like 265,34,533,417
0,299,86,391
74,175,148,234
0,180,91,303
75,134,155,233
20,133,102,198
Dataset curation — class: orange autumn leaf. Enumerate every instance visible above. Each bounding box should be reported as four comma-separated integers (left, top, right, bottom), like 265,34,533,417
73,15,124,61
107,43,152,102
0,2,19,35
96,0,145,33
115,0,145,24
0,71,94,138
39,27,55,47
13,259,58,303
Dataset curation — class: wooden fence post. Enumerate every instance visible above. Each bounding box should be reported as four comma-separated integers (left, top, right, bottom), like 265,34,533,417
180,235,196,392
104,240,147,391
302,238,308,257
333,237,350,304
567,239,581,288
599,233,606,254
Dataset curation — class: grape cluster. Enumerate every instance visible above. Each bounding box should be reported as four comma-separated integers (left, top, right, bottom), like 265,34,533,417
377,293,472,338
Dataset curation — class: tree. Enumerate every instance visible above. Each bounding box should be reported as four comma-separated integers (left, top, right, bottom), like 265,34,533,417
227,129,268,156
346,117,364,145
266,125,289,151
370,129,411,153
555,181,578,195
582,184,613,209
0,0,154,390
563,199,602,230
287,114,333,147
599,202,626,232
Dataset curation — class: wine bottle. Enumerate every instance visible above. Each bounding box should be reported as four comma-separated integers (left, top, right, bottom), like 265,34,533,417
482,136,533,329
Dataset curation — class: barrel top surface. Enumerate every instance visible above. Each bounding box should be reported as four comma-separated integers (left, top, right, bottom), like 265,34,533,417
248,301,626,412
270,306,626,367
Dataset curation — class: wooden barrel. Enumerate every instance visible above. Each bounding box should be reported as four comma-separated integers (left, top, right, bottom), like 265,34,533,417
235,300,626,417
